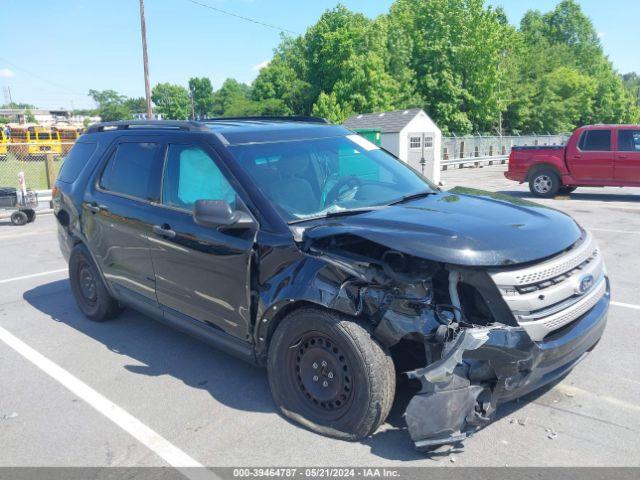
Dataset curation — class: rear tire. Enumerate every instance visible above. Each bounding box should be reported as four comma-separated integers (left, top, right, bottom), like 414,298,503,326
268,308,395,441
69,243,121,322
559,186,577,194
25,209,36,223
10,211,28,226
529,169,561,197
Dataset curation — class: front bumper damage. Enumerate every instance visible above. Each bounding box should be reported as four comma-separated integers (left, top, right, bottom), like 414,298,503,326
403,285,609,451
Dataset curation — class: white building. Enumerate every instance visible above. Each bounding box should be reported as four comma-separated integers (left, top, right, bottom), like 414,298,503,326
343,108,442,184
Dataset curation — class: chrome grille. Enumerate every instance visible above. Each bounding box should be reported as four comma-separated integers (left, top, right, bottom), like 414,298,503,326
489,231,606,341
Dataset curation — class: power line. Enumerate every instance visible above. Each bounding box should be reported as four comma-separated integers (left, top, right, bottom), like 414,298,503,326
0,56,87,98
184,0,300,35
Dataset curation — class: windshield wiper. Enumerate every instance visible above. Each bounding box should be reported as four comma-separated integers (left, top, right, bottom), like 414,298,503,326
388,190,436,206
288,207,376,225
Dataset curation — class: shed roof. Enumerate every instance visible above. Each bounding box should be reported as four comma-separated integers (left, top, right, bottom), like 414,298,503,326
343,108,425,133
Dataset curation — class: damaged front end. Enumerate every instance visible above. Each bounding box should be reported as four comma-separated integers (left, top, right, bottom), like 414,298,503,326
283,229,609,452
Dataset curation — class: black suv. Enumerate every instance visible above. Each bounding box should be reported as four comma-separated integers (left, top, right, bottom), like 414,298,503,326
54,118,609,451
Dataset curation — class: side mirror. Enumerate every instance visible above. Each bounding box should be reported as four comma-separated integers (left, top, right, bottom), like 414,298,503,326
193,200,255,229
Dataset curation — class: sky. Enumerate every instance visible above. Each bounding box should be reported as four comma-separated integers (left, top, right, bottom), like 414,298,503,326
0,0,638,110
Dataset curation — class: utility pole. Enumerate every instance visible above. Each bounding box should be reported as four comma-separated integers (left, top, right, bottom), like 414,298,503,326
139,0,153,119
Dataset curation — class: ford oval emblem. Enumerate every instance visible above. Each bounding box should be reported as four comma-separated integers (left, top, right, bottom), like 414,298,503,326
577,274,595,294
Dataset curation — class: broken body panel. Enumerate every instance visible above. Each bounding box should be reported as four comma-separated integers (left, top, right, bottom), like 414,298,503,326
252,189,608,450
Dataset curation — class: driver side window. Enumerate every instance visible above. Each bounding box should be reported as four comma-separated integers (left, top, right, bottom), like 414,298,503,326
162,144,236,211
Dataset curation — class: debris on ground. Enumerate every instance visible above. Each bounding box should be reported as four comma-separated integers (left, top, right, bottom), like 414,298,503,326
517,417,528,426
545,428,558,440
565,392,575,398
450,456,456,463
1,412,18,420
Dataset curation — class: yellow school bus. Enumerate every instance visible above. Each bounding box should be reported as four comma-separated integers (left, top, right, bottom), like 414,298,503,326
8,125,62,157
53,125,83,154
0,128,8,159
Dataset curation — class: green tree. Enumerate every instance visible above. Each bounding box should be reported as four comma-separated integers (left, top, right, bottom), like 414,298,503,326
211,78,252,116
88,89,132,122
385,0,517,134
123,97,148,114
312,91,350,124
151,83,191,120
25,109,36,123
188,77,214,118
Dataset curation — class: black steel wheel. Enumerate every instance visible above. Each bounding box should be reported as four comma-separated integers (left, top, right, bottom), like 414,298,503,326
10,211,28,226
268,308,395,441
69,243,121,322
291,332,355,416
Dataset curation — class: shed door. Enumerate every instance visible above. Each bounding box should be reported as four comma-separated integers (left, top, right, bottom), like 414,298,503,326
407,132,435,174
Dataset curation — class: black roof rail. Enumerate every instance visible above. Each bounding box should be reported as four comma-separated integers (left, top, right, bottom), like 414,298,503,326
202,116,329,124
84,120,210,134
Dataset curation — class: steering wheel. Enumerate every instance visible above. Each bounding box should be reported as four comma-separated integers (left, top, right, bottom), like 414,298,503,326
324,176,363,207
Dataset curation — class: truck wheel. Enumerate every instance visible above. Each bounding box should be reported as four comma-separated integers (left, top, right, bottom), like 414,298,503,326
268,308,396,441
529,169,560,197
559,186,577,194
25,209,36,223
10,211,28,226
69,243,121,322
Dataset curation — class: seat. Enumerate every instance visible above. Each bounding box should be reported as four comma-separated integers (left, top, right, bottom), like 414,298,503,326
267,153,319,215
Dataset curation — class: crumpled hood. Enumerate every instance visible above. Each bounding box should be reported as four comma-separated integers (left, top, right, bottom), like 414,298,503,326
302,188,582,267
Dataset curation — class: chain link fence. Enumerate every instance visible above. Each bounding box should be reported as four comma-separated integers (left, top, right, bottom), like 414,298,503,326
0,143,73,191
441,134,569,161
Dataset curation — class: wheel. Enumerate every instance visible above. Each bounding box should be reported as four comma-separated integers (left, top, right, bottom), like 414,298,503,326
529,169,561,197
10,211,28,226
559,186,577,194
69,243,121,322
268,308,396,441
25,209,36,223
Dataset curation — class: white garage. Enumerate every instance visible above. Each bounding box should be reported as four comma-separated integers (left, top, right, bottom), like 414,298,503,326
343,108,442,184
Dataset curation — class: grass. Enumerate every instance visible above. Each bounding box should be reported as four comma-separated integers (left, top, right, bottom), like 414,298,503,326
0,153,65,190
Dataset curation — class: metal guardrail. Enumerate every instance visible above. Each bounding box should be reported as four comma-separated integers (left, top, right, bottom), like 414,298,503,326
441,155,509,170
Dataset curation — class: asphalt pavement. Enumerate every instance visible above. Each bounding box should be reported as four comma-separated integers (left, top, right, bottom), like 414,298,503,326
0,165,638,467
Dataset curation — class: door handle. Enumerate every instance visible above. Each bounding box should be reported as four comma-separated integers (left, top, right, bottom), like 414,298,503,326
153,224,176,238
617,155,628,159
86,203,106,214
573,155,582,159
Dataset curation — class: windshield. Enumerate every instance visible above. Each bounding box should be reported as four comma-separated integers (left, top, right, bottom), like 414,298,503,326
228,134,436,222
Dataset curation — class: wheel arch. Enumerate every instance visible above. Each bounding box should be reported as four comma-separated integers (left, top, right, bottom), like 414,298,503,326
525,162,563,183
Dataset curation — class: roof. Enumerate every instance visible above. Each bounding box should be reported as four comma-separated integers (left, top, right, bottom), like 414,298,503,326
82,118,350,146
343,108,426,133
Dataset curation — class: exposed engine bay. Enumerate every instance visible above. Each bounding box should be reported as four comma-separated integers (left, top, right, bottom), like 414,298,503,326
254,229,609,450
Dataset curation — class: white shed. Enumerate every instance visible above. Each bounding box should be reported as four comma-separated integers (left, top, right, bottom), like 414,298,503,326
343,108,442,184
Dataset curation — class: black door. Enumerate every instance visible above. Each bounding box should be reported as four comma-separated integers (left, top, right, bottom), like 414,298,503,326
82,138,163,304
147,142,257,339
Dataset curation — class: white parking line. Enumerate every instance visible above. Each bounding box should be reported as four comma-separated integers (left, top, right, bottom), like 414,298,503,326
0,268,68,285
0,325,217,480
611,301,640,311
589,228,640,235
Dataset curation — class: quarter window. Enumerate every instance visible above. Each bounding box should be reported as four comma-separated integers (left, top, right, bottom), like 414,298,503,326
617,130,640,152
409,136,422,149
162,144,236,211
99,142,160,200
581,130,611,151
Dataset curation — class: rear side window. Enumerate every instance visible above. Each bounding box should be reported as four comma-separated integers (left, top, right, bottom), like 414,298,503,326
100,142,160,200
581,130,611,151
58,142,97,183
618,130,640,152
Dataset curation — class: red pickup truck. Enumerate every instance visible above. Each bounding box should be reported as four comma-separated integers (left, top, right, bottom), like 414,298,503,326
505,124,640,197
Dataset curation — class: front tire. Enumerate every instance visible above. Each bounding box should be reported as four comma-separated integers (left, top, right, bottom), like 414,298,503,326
268,308,396,441
529,169,561,197
69,244,121,322
559,186,577,194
